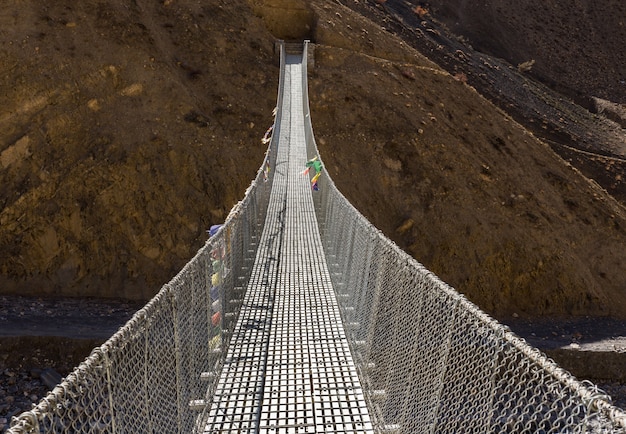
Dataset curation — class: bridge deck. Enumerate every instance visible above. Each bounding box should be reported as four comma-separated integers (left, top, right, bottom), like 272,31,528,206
203,54,373,433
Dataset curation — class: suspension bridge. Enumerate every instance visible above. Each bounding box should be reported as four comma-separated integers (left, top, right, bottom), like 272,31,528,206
8,41,626,433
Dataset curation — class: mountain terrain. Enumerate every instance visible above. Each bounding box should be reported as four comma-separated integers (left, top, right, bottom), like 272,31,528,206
4,0,625,319
1,0,626,425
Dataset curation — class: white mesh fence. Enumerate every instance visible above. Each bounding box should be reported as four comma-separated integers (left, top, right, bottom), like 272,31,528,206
7,102,279,434
313,196,626,432
301,41,626,434
8,40,626,433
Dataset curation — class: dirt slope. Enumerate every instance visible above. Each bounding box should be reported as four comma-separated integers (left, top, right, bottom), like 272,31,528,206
0,0,278,299
306,1,626,319
0,0,625,322
424,0,626,106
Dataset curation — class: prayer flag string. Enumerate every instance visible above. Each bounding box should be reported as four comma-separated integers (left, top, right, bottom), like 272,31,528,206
303,156,323,190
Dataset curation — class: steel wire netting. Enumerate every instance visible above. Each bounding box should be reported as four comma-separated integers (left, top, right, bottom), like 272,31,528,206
8,40,626,433
7,104,278,434
7,38,287,434
311,174,626,433
301,41,626,433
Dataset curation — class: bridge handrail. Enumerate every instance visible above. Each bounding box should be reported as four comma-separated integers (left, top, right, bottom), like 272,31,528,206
299,41,626,432
6,42,287,434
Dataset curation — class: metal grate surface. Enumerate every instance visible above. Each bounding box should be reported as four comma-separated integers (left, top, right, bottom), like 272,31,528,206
203,54,373,434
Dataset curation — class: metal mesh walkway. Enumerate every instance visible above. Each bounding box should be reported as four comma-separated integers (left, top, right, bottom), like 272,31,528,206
203,53,373,434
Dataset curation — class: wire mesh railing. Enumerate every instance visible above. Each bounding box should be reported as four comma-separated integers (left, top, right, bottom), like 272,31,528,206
300,40,626,433
6,165,276,433
5,41,285,434
7,40,626,433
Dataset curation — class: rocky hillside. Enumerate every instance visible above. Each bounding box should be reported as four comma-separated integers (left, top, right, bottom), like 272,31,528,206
1,0,625,321
424,0,626,107
0,0,278,299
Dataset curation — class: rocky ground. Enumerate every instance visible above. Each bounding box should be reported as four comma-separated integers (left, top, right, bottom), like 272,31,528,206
0,296,141,431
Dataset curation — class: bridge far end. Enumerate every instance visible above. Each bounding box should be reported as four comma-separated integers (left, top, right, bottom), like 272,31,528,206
247,0,315,41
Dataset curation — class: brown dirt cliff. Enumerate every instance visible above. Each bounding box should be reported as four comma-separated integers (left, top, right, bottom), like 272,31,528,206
0,0,625,322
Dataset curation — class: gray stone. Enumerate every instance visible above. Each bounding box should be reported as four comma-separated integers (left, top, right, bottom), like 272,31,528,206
40,368,63,390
